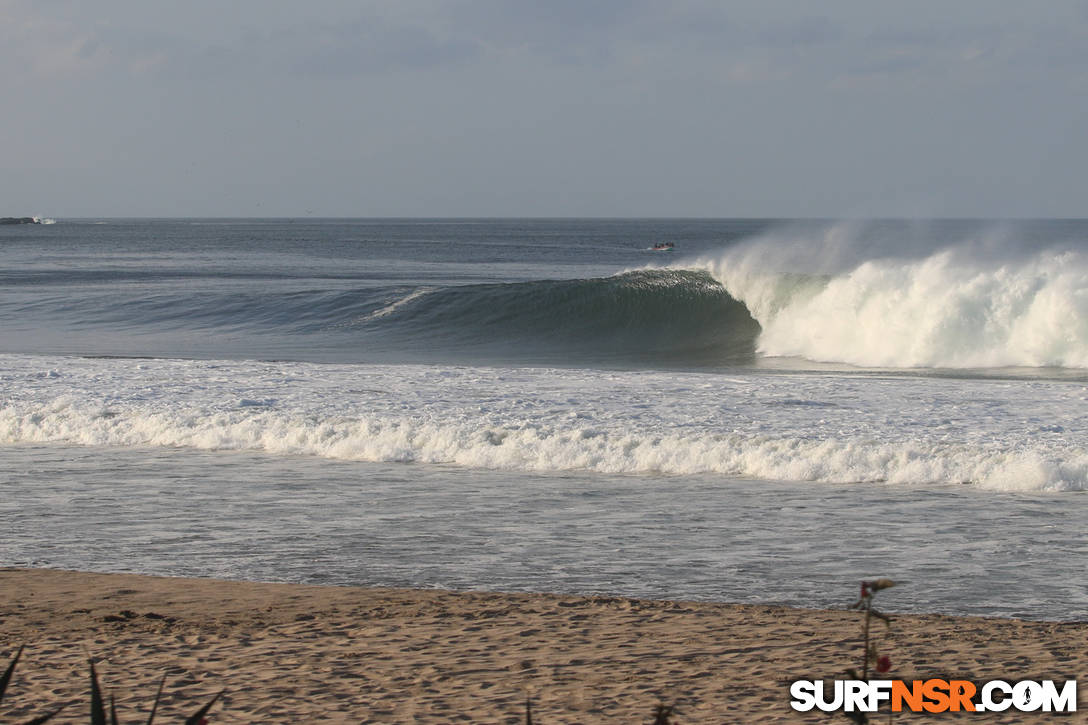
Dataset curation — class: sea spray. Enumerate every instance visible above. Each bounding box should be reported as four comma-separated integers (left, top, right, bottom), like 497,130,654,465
693,221,1088,368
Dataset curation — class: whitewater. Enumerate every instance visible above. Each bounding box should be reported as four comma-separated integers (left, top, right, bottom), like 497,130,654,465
697,221,1088,369
2,218,1087,620
3,355,1086,491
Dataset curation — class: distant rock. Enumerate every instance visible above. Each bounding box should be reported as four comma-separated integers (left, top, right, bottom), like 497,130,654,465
0,217,41,225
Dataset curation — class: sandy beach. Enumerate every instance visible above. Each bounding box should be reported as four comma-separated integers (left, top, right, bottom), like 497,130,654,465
0,569,1083,723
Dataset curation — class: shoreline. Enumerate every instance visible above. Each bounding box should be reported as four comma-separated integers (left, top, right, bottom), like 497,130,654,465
2,569,1085,722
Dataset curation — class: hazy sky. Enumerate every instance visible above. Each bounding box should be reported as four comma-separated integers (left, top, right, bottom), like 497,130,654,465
3,1,1087,217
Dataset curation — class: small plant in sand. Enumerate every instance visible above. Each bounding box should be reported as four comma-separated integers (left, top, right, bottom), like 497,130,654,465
0,645,221,724
88,656,222,725
1,646,66,724
844,579,896,724
651,703,676,724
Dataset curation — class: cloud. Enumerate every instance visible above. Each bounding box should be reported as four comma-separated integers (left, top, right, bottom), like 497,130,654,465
0,3,109,80
287,19,479,77
0,1,483,84
758,15,844,48
3,0,1088,216
447,0,648,64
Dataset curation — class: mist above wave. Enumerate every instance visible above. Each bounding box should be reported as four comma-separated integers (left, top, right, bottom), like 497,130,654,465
697,221,1088,368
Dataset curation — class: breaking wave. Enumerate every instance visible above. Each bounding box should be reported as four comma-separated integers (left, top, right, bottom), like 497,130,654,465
3,355,1087,491
694,221,1088,369
7,269,761,367
354,269,759,364
9,218,1088,371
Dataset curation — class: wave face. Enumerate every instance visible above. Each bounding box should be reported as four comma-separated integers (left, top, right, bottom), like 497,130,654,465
0,268,760,367
696,221,1088,368
351,270,760,365
4,355,1087,491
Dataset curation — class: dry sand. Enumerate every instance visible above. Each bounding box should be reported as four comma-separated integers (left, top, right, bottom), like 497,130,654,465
0,568,1084,723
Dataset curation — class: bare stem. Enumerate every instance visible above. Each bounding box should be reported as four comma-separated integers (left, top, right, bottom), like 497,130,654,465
862,603,872,681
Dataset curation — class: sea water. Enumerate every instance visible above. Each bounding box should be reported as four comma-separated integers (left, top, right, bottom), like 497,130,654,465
2,218,1086,620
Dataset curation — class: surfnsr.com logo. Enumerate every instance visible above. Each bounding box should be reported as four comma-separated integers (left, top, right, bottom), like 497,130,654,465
790,679,1077,714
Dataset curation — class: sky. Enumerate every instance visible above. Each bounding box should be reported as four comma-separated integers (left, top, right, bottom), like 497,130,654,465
2,0,1087,218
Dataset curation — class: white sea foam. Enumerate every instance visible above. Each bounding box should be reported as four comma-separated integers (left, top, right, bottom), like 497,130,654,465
2,354,1086,491
358,287,435,322
694,222,1088,368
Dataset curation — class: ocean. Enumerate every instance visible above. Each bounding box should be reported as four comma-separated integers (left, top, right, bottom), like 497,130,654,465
2,218,1086,620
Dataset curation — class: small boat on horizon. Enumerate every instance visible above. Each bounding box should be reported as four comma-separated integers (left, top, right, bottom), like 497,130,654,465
651,242,675,251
